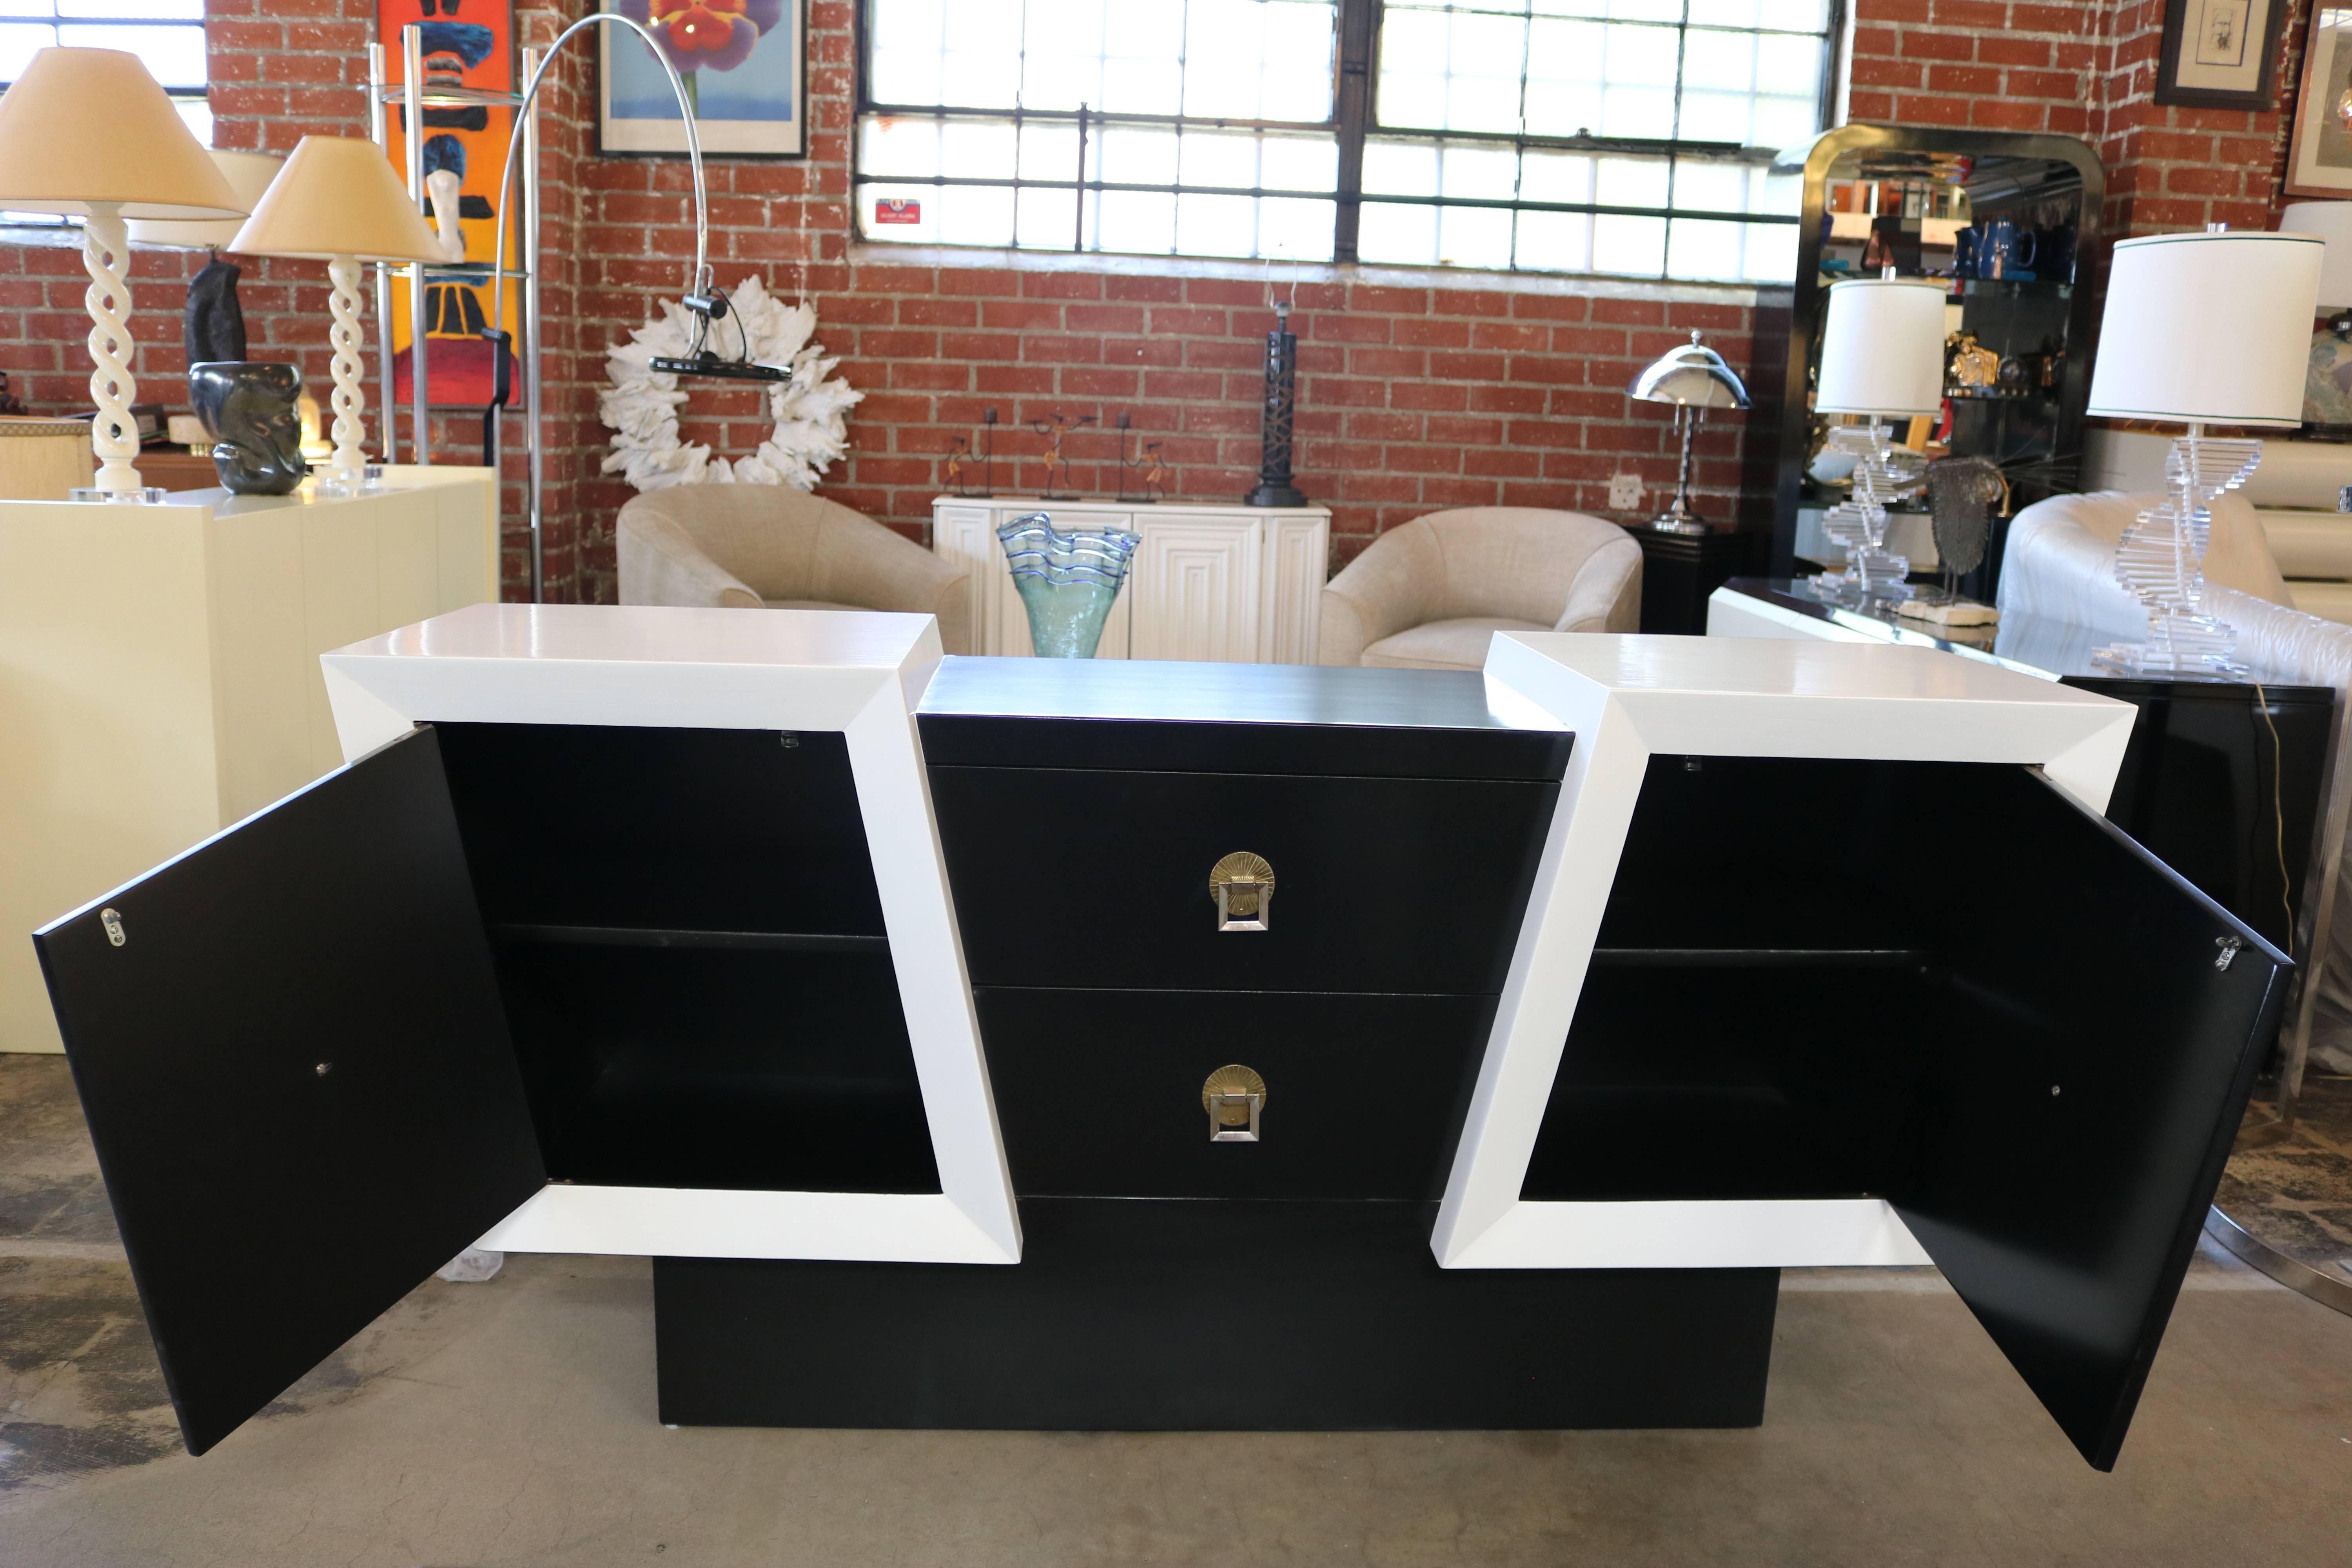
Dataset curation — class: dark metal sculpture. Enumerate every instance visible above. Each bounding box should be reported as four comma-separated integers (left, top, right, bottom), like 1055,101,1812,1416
188,362,307,496
1245,301,1305,507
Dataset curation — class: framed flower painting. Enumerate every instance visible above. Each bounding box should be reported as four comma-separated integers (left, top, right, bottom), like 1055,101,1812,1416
601,0,807,157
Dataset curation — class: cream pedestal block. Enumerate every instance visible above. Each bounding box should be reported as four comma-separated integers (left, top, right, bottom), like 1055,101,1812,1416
0,467,499,1052
930,496,1330,662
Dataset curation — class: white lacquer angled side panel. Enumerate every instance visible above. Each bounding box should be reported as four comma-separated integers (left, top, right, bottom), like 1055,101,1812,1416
1438,631,2138,1270
843,678,1020,1260
1432,643,1644,1266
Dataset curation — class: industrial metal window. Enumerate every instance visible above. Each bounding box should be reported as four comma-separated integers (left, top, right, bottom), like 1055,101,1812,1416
0,1,211,140
855,0,1837,281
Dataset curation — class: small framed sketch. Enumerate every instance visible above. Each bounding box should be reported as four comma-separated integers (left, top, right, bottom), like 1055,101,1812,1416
2291,8,2352,197
2156,0,2285,110
601,0,807,158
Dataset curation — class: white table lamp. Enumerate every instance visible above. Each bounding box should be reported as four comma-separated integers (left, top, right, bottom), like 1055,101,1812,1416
2085,228,2321,675
1811,274,1947,600
127,151,285,251
230,136,444,488
0,48,245,499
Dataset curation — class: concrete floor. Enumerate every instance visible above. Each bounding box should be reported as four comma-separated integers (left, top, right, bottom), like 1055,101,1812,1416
4,1054,2352,1565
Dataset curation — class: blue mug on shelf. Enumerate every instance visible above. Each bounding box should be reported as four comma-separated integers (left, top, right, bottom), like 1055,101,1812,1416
1953,225,1980,276
1978,218,2038,280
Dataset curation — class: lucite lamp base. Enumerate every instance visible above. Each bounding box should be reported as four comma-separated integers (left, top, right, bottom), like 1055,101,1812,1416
2091,426,2261,681
68,486,169,505
1807,421,1920,602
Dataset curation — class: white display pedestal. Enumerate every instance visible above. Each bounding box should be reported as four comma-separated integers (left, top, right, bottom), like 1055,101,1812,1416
0,466,499,1051
930,495,1330,663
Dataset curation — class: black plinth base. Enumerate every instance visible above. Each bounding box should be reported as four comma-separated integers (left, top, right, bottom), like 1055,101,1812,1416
654,1199,1779,1431
1624,525,1766,634
1244,481,1308,507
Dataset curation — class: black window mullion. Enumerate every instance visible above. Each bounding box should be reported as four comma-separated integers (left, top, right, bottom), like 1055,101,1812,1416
1332,0,1375,263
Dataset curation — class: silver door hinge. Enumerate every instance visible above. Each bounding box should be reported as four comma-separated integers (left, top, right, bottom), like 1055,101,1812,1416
100,908,125,947
2214,935,2243,971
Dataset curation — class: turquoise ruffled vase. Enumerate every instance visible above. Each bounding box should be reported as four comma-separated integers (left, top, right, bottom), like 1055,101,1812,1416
997,513,1141,658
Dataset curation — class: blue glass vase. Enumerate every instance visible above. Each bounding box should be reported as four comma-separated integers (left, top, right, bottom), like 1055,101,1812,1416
997,513,1141,658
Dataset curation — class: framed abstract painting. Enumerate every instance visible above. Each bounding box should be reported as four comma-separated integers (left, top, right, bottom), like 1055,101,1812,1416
601,0,807,158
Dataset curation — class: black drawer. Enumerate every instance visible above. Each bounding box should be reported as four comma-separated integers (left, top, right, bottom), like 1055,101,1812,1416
929,767,1557,993
975,988,1494,1199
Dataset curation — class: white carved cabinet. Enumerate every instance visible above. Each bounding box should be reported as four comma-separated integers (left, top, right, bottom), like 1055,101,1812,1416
930,496,1330,662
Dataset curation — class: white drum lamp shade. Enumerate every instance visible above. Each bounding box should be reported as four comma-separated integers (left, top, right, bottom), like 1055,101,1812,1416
0,47,246,496
1815,278,1947,418
129,151,285,250
2281,202,2352,310
2086,231,2321,428
231,137,446,483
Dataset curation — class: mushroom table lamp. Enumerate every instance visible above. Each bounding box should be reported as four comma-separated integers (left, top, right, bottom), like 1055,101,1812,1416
1809,272,1948,600
230,136,445,489
0,47,245,499
1626,329,1749,534
2084,227,2321,676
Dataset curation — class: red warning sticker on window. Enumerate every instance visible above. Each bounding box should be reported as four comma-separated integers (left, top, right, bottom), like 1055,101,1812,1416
875,198,922,225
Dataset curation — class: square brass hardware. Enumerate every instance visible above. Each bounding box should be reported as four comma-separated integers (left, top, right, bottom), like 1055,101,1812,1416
1203,1063,1266,1142
1209,852,1275,933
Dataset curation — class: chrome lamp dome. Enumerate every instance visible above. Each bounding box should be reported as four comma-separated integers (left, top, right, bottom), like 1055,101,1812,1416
1626,329,1751,534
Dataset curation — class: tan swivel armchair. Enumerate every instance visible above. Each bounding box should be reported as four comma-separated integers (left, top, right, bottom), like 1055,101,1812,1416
1318,506,1643,668
617,485,971,654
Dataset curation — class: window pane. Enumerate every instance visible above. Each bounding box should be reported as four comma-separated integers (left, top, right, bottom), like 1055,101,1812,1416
1437,204,1514,269
1098,124,1180,187
1016,184,1078,247
1442,143,1519,201
57,22,201,87
0,22,54,79
1175,190,1258,256
1358,200,1438,265
1363,138,1440,198
1097,188,1177,252
1516,209,1593,272
1520,150,1594,205
1260,196,1337,260
1260,133,1338,193
1179,129,1259,190
1593,212,1667,275
1666,216,1748,281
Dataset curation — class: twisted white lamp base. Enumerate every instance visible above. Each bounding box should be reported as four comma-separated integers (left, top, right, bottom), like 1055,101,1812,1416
80,203,148,495
324,254,370,485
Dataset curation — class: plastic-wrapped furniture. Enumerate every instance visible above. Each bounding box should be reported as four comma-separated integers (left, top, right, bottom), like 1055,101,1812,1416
618,485,971,655
1318,507,1641,669
1999,488,2352,1086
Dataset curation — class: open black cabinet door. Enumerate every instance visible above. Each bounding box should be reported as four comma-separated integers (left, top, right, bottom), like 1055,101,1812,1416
1890,766,2287,1472
33,727,544,1456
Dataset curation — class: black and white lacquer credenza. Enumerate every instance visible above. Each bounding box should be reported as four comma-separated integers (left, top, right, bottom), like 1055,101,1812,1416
34,605,2285,1472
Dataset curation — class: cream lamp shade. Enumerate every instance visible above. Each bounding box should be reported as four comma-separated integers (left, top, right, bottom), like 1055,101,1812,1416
230,136,445,263
2281,202,2352,309
1815,278,1946,418
129,151,285,249
0,47,241,218
2086,231,2321,429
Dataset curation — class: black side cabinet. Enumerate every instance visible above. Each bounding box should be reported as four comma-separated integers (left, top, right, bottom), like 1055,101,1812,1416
1626,525,1766,633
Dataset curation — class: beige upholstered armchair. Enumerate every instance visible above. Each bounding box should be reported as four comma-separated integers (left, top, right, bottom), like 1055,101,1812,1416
617,485,971,654
1318,506,1643,668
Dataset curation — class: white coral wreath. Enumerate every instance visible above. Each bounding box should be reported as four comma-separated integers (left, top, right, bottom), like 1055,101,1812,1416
598,274,863,492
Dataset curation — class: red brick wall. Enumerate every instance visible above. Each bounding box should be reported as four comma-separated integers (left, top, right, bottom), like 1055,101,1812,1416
0,0,2312,603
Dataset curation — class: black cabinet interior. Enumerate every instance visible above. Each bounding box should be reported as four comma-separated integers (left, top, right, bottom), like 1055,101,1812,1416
430,721,938,1194
1521,752,2287,1469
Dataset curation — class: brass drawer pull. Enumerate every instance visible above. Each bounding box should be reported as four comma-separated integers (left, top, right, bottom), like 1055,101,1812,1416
1202,1064,1267,1142
1209,852,1275,932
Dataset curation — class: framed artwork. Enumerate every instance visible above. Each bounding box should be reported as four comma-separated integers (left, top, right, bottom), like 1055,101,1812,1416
601,0,807,158
2290,7,2352,197
2156,0,2286,110
377,0,523,408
